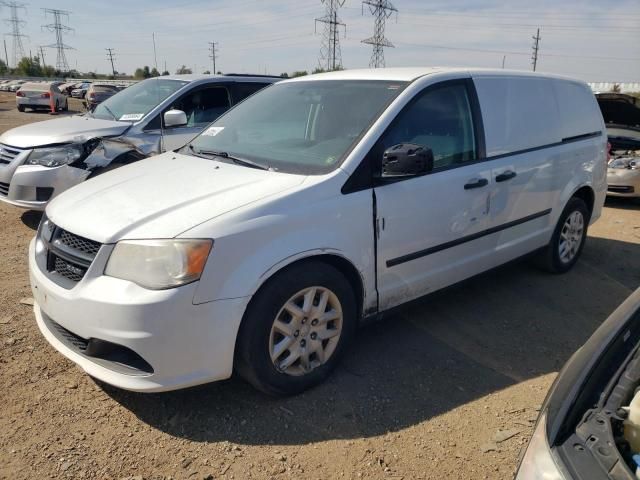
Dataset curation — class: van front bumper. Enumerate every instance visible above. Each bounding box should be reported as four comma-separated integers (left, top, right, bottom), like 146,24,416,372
29,238,249,392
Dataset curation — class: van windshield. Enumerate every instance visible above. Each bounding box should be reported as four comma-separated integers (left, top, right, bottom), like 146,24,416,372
92,78,188,122
184,80,407,174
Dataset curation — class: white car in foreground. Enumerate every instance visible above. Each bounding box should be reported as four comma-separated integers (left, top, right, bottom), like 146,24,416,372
29,67,607,395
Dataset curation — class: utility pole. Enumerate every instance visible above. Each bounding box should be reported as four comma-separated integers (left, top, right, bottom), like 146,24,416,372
315,0,346,71
152,32,158,71
361,0,397,68
106,48,116,76
2,1,28,68
531,28,541,72
42,8,73,72
501,55,506,69
208,41,218,73
40,45,47,69
3,39,8,66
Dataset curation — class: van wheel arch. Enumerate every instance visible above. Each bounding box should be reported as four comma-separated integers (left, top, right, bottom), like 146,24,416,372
571,185,595,219
252,254,365,320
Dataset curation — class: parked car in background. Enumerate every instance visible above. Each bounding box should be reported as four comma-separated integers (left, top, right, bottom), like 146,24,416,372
596,93,640,198
70,82,91,98
28,68,607,395
0,79,14,90
516,287,640,479
57,82,77,95
7,80,27,92
16,82,68,112
83,83,119,111
0,74,278,209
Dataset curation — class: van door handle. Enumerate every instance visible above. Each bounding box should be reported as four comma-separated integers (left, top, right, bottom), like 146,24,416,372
464,178,489,190
496,170,517,182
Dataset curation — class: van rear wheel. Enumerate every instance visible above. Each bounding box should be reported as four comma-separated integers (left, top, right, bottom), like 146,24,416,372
235,261,357,396
536,197,590,273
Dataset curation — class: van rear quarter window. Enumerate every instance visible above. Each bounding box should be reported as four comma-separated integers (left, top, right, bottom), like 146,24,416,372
553,80,604,139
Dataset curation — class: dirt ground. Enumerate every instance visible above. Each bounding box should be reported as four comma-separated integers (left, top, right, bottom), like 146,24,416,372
0,90,639,480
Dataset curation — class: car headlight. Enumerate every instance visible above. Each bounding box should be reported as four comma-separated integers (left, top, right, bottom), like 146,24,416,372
515,412,564,480
105,239,213,290
26,144,84,168
609,158,639,170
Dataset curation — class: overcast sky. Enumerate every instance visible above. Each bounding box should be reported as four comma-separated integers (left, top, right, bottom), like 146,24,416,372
6,0,640,81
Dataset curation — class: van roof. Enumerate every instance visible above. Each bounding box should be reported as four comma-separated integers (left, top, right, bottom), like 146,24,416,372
283,67,583,83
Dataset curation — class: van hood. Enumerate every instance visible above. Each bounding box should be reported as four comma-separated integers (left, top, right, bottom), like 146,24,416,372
0,115,131,149
46,152,306,243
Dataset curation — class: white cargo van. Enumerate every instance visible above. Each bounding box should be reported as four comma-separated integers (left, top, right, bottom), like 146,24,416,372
29,68,607,395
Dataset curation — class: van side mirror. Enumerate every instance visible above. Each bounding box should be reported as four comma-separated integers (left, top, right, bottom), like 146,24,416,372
381,143,434,178
164,109,187,128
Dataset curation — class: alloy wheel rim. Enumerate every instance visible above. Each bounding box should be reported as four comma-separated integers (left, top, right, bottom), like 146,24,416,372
269,286,343,376
558,211,584,264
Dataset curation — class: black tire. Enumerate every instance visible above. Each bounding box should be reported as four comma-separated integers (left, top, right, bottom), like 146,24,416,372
535,197,590,273
17,105,24,112
235,260,357,396
63,100,68,112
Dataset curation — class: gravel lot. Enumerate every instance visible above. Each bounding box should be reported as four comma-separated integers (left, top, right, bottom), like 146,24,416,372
0,90,639,480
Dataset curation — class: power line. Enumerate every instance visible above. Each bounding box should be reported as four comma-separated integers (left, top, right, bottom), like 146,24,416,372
531,28,541,71
361,0,397,68
42,8,73,72
208,41,218,73
2,1,27,68
106,47,116,75
315,0,346,71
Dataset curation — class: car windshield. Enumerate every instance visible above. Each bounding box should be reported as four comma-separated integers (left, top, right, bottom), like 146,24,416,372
185,80,407,174
92,78,188,122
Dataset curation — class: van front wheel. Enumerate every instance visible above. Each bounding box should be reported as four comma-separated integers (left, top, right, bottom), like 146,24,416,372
235,261,357,396
536,197,590,273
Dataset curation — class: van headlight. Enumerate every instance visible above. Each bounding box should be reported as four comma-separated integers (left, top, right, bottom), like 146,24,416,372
26,144,84,167
515,412,564,480
105,239,213,289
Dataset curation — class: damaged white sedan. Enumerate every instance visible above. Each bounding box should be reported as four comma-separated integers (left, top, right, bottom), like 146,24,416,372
0,74,278,210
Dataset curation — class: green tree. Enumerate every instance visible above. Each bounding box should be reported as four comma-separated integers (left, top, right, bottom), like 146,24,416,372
280,72,289,78
134,66,152,79
290,70,308,78
176,65,192,74
150,67,160,77
16,56,43,77
203,70,211,74
0,59,7,75
161,70,170,76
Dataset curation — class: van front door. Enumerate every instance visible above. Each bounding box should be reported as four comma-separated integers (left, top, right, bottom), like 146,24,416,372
373,80,493,310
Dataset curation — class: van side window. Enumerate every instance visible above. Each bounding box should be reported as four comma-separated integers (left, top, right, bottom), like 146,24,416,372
234,83,270,103
380,84,476,169
169,86,231,127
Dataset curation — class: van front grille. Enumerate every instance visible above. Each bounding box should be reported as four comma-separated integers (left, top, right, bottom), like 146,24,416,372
40,221,102,287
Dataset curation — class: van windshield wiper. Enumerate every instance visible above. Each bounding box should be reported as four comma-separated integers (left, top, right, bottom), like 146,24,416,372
188,145,269,170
